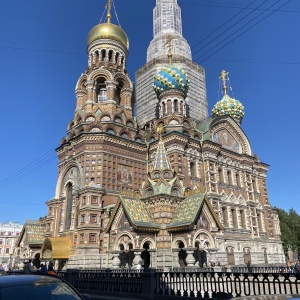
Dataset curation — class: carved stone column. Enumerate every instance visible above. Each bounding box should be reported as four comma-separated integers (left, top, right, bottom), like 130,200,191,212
132,249,144,268
111,251,122,269
183,247,197,267
120,87,133,109
106,80,118,103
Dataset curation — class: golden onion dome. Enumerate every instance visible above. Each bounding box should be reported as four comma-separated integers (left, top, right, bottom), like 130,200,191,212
87,23,129,50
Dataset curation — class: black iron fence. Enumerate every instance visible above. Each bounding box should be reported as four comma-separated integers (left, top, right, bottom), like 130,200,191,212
6,267,300,299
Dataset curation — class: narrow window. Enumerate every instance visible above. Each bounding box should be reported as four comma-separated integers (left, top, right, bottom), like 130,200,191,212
65,183,73,230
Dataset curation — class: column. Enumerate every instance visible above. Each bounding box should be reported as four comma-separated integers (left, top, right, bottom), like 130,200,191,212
183,247,197,267
111,251,122,269
132,249,144,269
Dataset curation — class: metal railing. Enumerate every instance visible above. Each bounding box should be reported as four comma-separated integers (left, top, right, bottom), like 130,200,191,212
5,268,300,299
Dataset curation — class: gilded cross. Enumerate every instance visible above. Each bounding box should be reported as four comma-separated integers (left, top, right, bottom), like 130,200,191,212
220,70,229,95
106,0,112,23
157,124,164,141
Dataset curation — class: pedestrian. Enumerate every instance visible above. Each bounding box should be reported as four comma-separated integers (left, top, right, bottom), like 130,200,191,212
48,265,57,276
40,263,48,275
24,259,34,274
287,259,292,271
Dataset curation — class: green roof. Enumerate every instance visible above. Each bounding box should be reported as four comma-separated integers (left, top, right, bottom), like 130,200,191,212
120,196,160,229
167,193,205,229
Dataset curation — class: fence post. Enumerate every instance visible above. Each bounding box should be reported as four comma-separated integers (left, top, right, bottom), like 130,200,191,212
142,268,156,300
64,269,77,286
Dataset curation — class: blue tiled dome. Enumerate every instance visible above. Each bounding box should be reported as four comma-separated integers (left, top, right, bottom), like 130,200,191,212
153,65,189,96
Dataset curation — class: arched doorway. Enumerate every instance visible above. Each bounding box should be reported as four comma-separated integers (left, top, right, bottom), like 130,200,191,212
194,241,207,267
141,242,150,269
178,241,187,268
226,247,235,265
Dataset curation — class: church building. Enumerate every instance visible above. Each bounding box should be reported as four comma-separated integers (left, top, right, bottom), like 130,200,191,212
24,0,284,269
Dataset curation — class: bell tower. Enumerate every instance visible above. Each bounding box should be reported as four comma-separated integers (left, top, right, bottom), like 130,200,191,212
75,0,133,119
136,0,208,127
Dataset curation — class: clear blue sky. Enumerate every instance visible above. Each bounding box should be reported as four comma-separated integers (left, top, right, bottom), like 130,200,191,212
0,0,299,224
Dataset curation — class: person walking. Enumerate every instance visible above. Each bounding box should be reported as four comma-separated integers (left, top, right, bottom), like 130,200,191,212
24,259,34,274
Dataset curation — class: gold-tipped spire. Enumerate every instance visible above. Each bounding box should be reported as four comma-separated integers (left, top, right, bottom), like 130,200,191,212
220,70,229,95
157,124,164,141
165,35,174,64
106,0,112,23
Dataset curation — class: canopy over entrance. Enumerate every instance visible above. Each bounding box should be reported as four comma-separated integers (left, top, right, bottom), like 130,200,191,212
41,237,71,260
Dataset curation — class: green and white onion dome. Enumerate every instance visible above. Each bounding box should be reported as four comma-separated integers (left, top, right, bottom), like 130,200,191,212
153,65,189,96
212,94,245,120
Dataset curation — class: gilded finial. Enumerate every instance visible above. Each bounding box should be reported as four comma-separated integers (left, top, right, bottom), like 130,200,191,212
165,36,174,64
106,0,112,23
157,124,164,141
220,70,229,95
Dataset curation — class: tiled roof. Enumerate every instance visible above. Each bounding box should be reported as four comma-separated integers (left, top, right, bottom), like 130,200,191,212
167,193,205,229
121,196,160,229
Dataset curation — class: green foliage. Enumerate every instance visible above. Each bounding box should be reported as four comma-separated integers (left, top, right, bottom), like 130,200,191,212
275,207,300,254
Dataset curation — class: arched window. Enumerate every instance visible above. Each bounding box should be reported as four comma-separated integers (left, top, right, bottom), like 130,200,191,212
115,52,120,64
101,49,106,61
108,50,113,62
228,171,233,185
96,77,107,103
65,183,73,230
174,99,178,112
107,129,115,135
190,162,196,177
162,102,166,116
94,51,99,64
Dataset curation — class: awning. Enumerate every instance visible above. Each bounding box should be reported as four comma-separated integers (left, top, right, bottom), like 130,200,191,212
41,237,71,260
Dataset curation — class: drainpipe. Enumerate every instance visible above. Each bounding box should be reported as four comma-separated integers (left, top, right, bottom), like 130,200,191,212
155,232,157,268
106,231,110,269
199,137,208,194
171,232,173,269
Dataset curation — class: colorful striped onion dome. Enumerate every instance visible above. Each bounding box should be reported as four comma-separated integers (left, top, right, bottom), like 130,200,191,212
153,65,189,96
212,94,245,120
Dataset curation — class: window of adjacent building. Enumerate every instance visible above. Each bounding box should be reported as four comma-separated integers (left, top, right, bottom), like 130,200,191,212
6,239,11,245
0,239,3,245
81,214,85,224
5,248,9,254
91,196,98,204
0,248,2,254
17,249,20,255
89,234,96,243
90,214,97,223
